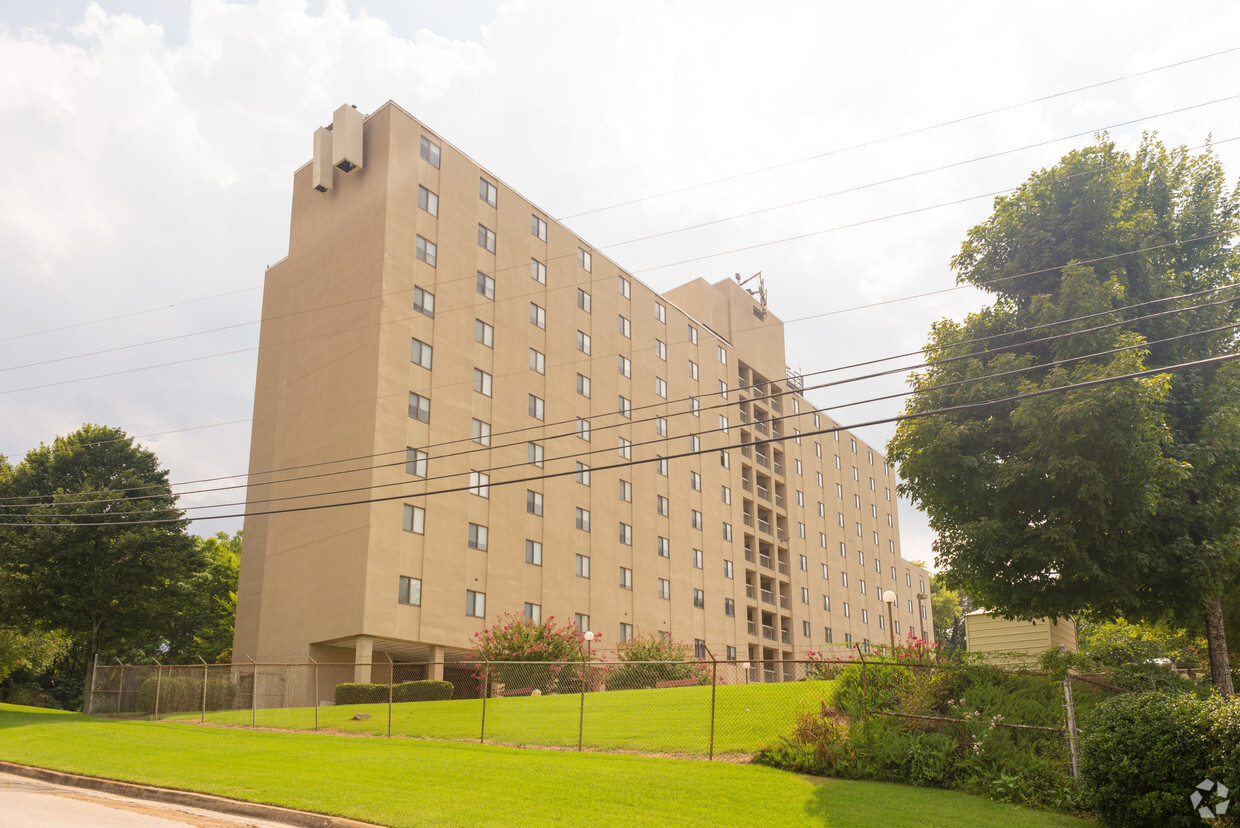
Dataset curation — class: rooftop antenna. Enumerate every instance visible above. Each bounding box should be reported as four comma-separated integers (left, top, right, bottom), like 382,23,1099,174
734,271,767,308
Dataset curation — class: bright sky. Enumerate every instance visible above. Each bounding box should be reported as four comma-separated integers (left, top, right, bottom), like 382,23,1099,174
2,0,1238,568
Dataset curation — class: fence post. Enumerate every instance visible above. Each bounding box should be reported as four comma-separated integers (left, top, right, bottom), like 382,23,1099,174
387,654,394,738
1062,678,1080,779
480,660,489,744
116,658,126,716
198,657,209,724
246,655,257,728
854,644,868,722
707,648,718,761
86,653,99,715
153,660,163,721
307,655,319,732
578,652,587,751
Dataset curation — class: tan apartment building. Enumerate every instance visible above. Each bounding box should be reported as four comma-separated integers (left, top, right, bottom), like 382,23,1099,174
233,102,932,687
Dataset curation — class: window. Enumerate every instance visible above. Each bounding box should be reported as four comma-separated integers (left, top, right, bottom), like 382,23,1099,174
860,579,867,595
408,392,431,423
576,373,591,398
727,645,737,661
529,302,546,329
886,487,892,502
814,413,821,428
524,602,542,624
575,613,591,632
654,302,666,322
620,622,634,642
417,185,438,216
794,429,801,445
657,495,669,517
618,355,631,377
690,397,700,416
618,315,631,338
853,467,860,481
577,462,591,485
618,437,632,459
691,510,703,529
842,602,852,618
836,484,843,498
655,457,667,476
469,470,489,498
528,395,544,420
818,502,826,517
618,480,632,501
416,235,437,266
842,572,848,587
840,542,848,557
530,258,546,284
689,471,701,491
692,548,703,568
835,455,841,470
466,590,486,618
620,566,632,589
823,594,831,610
526,540,542,565
718,415,728,433
689,434,700,452
838,513,845,527
575,508,591,531
721,485,731,504
476,271,495,300
414,287,434,317
862,609,869,624
402,504,425,534
844,633,852,643
479,177,497,206
576,554,591,578
577,288,591,312
687,324,698,344
577,330,591,355
578,247,592,271
857,523,864,537
854,494,862,509
410,337,433,369
724,560,734,579
468,523,488,550
655,416,667,436
720,450,730,469
800,554,808,571
655,339,666,360
820,533,828,548
478,224,496,253
618,275,631,298
657,536,670,557
717,345,727,364
474,319,494,347
870,477,877,493
529,348,545,374
655,377,667,398
526,490,543,515
722,523,732,541
576,417,591,441
619,523,632,545
532,214,547,241
405,448,427,477
693,588,705,608
419,135,440,167
718,379,728,399
618,396,631,418
473,369,492,397
399,576,421,606
658,579,670,599
694,639,707,658
803,620,812,637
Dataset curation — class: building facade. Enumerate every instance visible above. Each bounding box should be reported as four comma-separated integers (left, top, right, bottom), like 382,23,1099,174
233,102,931,685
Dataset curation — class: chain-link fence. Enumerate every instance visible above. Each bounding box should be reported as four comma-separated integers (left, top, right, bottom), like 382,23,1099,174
87,656,840,759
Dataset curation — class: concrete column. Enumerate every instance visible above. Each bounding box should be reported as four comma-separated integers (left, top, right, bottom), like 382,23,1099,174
428,645,444,681
354,635,373,684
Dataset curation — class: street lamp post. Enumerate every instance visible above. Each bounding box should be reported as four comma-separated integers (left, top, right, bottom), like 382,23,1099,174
882,590,898,651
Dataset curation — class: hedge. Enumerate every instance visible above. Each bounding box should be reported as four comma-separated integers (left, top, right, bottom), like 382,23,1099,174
334,680,453,705
137,676,239,713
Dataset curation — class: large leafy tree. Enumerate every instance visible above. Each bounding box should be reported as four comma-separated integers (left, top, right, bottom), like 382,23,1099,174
0,425,201,708
888,135,1239,693
164,531,241,664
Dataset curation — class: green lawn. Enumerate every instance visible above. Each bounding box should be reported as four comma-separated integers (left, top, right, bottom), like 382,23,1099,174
0,703,1095,827
166,680,826,756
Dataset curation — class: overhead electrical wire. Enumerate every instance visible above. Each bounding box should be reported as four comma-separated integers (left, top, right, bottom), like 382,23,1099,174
5,350,1237,527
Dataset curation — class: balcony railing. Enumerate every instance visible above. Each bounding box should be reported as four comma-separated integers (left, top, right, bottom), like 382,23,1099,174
756,486,770,501
744,547,755,562
738,409,750,423
747,620,757,635
762,625,777,641
741,445,752,459
759,555,773,571
761,590,775,605
755,453,770,468
780,629,791,644
778,560,789,576
745,584,756,599
786,368,804,392
741,478,752,492
757,518,771,535
779,595,790,610
774,494,784,508
773,461,783,476
754,421,768,436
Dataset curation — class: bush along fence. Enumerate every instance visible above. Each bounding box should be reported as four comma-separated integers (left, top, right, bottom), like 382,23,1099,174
86,652,846,759
752,640,1140,813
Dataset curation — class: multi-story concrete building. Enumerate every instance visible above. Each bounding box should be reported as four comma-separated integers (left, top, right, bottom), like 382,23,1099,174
233,102,931,686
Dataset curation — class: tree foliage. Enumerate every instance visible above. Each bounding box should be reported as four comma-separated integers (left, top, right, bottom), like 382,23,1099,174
0,424,201,706
888,135,1240,691
165,531,241,664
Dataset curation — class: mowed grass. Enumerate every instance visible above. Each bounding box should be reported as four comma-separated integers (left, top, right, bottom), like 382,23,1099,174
0,703,1096,827
167,680,830,756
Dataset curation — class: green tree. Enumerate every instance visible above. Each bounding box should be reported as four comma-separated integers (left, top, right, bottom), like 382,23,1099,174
929,573,969,654
0,424,201,709
164,531,240,664
888,135,1239,694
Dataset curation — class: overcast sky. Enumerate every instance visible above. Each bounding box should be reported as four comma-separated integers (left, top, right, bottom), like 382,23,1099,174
2,0,1238,568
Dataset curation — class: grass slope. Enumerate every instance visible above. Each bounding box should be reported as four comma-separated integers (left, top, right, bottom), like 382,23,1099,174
0,704,1095,827
170,680,825,756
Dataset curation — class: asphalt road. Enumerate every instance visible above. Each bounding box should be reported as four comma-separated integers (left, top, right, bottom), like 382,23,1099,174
0,770,321,828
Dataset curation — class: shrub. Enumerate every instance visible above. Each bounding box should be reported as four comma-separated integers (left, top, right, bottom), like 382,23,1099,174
603,634,709,690
1080,692,1240,827
334,680,453,705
